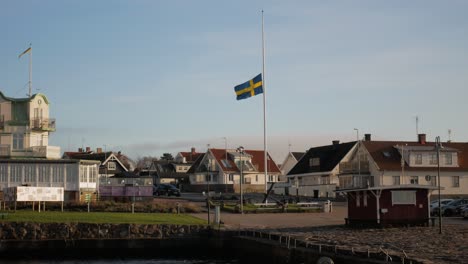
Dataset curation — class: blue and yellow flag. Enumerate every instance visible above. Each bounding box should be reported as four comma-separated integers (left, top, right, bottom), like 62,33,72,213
234,73,263,100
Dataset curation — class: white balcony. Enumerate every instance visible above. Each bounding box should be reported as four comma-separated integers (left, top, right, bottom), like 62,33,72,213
30,146,61,159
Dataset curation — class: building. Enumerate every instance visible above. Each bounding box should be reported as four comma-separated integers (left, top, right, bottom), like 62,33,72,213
186,148,281,193
338,134,468,197
174,147,203,163
0,92,101,202
287,141,357,198
63,148,133,199
338,133,467,226
0,92,60,159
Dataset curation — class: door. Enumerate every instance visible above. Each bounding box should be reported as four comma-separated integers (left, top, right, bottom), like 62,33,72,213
313,190,319,198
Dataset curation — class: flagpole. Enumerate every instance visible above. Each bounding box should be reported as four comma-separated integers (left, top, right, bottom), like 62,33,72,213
261,10,268,198
29,44,32,97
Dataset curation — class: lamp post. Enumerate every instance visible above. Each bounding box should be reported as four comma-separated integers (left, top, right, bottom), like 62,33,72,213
236,146,244,214
435,136,442,234
206,144,211,225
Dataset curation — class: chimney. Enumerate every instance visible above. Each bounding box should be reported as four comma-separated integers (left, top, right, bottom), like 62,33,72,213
78,148,83,153
96,148,102,153
364,134,371,141
418,134,426,144
332,140,340,145
86,147,91,152
191,147,196,154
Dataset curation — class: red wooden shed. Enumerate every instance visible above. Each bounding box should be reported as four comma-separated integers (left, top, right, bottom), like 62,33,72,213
339,185,438,227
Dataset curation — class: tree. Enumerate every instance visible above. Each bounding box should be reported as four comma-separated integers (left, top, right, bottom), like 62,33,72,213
160,153,174,161
135,156,159,169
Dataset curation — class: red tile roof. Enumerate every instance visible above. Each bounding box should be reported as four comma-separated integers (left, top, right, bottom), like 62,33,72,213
209,148,281,174
178,151,203,163
363,141,468,172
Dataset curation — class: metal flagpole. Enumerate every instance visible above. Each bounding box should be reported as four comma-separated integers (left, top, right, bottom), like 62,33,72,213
29,44,32,97
261,10,268,198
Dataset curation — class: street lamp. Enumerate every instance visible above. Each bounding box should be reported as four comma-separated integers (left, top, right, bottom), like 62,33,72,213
236,146,244,214
206,144,211,224
435,136,442,234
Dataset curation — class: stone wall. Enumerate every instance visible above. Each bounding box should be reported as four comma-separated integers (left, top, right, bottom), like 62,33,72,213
0,222,210,240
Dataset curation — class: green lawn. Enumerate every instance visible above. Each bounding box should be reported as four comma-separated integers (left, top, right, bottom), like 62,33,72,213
0,211,207,225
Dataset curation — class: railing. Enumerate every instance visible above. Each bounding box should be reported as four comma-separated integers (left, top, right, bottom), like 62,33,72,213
236,230,411,263
339,161,369,173
29,146,61,159
30,118,56,131
99,177,153,186
338,175,374,189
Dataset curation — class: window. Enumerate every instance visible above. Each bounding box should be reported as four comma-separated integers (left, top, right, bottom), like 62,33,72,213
79,166,87,182
268,175,274,182
321,175,330,185
429,154,437,165
0,165,7,182
24,166,35,183
363,191,368,207
392,176,400,185
66,164,76,183
453,176,460,187
107,162,116,170
39,166,49,183
228,174,234,181
410,176,419,185
256,175,258,182
221,159,231,168
391,190,416,205
52,166,63,183
430,176,437,186
356,192,361,207
309,158,320,166
415,154,422,165
445,153,452,165
13,134,24,150
10,165,21,183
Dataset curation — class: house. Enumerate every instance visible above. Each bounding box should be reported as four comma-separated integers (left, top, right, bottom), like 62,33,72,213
174,147,203,163
186,148,281,193
280,152,305,179
148,160,190,188
273,152,305,195
99,171,153,202
63,147,130,179
287,140,357,198
338,134,468,196
338,133,468,226
0,92,60,159
0,92,102,202
63,148,133,200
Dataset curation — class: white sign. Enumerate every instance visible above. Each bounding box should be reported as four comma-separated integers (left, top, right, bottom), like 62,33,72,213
4,187,64,202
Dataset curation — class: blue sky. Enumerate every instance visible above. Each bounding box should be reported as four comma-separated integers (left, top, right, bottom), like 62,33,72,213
2,1,468,163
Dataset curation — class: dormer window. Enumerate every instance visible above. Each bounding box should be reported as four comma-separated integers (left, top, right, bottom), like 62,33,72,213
415,154,422,165
429,154,437,165
445,153,452,165
309,158,320,166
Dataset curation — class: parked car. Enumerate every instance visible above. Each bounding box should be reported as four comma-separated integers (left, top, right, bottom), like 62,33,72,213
456,204,468,216
439,199,468,216
462,207,468,219
430,199,454,215
153,184,181,197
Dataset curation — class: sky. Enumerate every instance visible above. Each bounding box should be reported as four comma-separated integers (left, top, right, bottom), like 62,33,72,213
1,1,468,163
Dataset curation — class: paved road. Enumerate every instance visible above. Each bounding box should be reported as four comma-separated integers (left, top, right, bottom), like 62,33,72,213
191,203,348,229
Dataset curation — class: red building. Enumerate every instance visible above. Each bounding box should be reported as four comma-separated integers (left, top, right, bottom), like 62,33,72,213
341,185,438,226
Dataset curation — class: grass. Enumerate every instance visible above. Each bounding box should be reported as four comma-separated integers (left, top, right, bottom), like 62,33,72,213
0,211,207,225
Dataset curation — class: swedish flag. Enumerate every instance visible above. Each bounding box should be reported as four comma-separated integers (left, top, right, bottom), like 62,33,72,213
234,74,263,100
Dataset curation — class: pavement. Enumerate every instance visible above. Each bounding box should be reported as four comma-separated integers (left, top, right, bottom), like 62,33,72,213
191,203,348,229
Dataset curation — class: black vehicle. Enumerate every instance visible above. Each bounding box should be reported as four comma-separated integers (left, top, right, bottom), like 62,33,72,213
440,199,468,216
153,184,181,197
